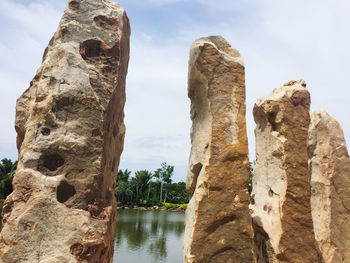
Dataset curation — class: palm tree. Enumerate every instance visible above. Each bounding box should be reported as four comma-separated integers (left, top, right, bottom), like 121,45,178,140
154,162,174,203
117,169,131,183
134,170,152,203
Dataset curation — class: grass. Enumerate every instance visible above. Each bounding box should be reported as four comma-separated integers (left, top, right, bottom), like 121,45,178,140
162,202,188,209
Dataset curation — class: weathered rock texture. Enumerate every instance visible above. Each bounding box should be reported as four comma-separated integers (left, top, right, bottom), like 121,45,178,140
184,36,253,263
308,110,350,263
0,0,129,262
250,80,320,262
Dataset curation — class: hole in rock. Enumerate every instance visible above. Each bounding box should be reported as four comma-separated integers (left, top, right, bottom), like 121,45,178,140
268,189,274,197
41,153,64,171
41,128,51,136
93,15,119,31
69,1,80,10
57,180,76,203
80,39,103,59
70,243,83,256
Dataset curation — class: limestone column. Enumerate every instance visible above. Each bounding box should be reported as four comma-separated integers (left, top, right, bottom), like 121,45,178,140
0,0,129,262
184,36,253,263
249,80,320,262
308,110,350,263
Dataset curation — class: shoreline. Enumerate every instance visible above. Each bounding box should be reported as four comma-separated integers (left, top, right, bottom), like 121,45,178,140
117,204,186,212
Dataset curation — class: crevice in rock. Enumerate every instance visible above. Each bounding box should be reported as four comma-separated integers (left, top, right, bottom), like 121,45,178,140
111,158,116,172
208,246,236,263
112,124,118,138
205,214,237,235
267,112,277,132
187,162,203,196
253,219,272,263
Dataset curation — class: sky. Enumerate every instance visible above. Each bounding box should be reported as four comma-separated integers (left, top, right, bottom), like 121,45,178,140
0,0,349,182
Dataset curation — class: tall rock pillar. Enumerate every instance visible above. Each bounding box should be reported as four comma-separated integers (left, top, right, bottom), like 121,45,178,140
308,110,350,263
184,36,253,263
249,80,320,262
0,0,130,262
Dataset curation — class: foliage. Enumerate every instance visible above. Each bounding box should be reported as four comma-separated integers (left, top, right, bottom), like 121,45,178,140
153,162,174,203
0,159,17,199
115,163,189,206
162,202,187,209
248,161,255,194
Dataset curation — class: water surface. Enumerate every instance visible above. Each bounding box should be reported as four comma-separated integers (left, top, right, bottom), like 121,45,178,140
113,209,185,263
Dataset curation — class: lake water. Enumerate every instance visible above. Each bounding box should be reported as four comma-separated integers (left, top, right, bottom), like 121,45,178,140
113,209,185,263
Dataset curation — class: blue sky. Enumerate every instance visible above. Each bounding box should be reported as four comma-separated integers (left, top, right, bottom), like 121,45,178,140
1,0,350,182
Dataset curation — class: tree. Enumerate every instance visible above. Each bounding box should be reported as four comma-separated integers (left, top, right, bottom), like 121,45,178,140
115,169,132,203
153,162,174,203
134,170,152,204
0,159,17,199
117,169,131,183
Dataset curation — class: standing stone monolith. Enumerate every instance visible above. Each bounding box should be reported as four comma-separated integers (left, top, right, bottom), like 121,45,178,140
0,0,129,262
184,36,253,263
250,80,320,262
308,110,350,263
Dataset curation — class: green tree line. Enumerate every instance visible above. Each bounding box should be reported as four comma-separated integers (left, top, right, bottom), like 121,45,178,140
115,162,189,206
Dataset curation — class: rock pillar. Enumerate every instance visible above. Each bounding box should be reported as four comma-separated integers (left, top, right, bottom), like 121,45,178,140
249,80,320,262
308,110,350,263
0,0,129,262
184,36,253,263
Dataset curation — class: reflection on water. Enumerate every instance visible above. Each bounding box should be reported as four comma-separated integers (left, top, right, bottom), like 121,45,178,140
114,209,185,263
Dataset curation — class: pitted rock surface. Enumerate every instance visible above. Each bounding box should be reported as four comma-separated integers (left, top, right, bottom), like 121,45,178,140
183,36,253,263
250,80,320,262
309,110,350,263
0,0,130,262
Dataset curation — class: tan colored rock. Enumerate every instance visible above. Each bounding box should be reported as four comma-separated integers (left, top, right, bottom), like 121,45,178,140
250,80,320,262
0,0,129,262
183,36,253,263
308,110,350,263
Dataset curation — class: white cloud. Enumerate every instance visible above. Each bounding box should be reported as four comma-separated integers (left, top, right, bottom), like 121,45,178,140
1,0,350,182
173,0,350,159
0,0,63,164
148,0,185,5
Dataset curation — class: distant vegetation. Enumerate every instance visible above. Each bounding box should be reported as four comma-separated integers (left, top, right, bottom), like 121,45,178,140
248,161,255,194
115,162,189,206
0,158,17,199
